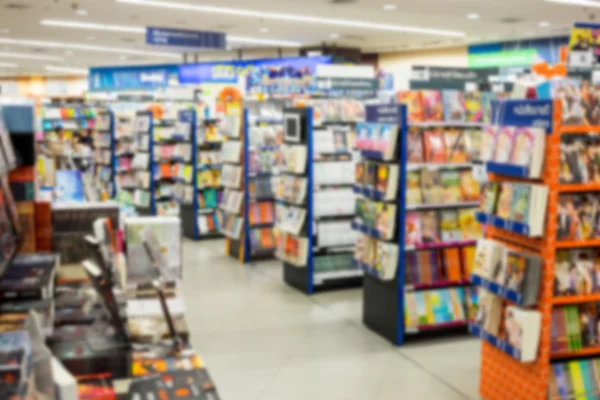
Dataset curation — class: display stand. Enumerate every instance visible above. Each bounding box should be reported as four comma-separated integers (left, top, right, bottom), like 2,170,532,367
470,99,557,400
191,115,223,240
132,111,155,216
93,110,115,200
240,109,277,262
278,107,362,294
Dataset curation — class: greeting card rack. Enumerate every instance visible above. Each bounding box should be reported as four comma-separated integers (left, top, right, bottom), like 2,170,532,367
470,99,560,400
93,110,116,201
132,110,156,216
278,107,363,294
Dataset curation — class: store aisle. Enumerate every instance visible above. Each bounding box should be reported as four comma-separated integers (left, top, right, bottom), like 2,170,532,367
181,239,481,400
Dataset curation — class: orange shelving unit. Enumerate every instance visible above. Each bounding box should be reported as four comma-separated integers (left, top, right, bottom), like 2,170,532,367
471,99,588,400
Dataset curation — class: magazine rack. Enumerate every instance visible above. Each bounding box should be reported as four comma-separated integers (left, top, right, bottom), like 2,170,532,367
470,99,559,400
92,110,115,200
278,107,362,294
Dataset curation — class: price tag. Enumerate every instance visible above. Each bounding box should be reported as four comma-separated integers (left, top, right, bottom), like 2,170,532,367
473,163,488,182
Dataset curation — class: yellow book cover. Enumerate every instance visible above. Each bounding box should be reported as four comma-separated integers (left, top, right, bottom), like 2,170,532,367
569,361,586,400
424,292,435,324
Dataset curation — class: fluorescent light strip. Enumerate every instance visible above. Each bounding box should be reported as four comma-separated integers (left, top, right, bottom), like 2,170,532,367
0,51,62,61
117,0,465,37
0,62,17,68
45,66,89,74
0,38,180,59
545,0,600,7
41,19,302,47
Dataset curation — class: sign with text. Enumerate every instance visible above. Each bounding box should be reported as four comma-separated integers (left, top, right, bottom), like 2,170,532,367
146,27,225,50
365,104,403,125
491,99,553,133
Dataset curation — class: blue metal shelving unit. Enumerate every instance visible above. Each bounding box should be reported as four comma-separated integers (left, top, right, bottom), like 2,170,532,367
133,110,155,216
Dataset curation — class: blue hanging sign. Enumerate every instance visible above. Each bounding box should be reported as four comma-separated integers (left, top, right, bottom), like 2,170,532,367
491,99,553,133
89,64,179,91
365,104,403,125
146,27,226,49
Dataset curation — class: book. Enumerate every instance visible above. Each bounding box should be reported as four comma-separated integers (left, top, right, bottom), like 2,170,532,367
397,91,424,123
480,126,497,162
495,182,513,219
404,288,469,330
420,211,440,243
405,212,423,246
407,128,424,163
378,124,399,161
493,127,516,164
442,90,466,122
502,250,542,305
444,129,469,163
421,90,444,122
505,306,542,362
375,242,399,280
406,171,423,205
475,290,503,335
423,129,447,163
510,127,546,178
420,169,443,204
464,91,483,122
458,209,481,240
459,170,480,201
375,203,397,240
473,239,505,281
439,210,461,242
440,170,461,203
376,164,399,200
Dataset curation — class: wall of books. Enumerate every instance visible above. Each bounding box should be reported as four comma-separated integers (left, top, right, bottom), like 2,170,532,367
92,110,115,201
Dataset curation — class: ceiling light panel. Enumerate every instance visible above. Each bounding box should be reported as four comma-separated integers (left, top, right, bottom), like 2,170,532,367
0,38,180,59
0,51,63,61
116,0,465,37
0,62,17,68
41,19,302,47
45,66,89,74
545,0,600,7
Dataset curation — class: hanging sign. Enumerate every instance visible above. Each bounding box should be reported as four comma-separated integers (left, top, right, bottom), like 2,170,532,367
146,27,226,50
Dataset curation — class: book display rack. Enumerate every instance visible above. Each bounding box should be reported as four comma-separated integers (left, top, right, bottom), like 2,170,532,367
355,101,483,345
152,109,194,217
130,111,155,215
92,110,115,201
468,99,573,400
276,106,362,294
36,106,98,200
193,113,224,240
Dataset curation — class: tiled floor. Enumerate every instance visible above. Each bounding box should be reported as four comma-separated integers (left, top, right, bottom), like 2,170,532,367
182,239,481,400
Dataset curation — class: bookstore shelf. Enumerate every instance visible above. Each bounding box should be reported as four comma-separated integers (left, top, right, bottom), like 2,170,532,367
485,162,532,179
556,182,600,193
407,162,473,171
560,125,600,134
407,321,469,334
551,294,600,305
405,280,470,292
475,212,532,237
406,201,479,211
554,239,600,249
550,347,600,360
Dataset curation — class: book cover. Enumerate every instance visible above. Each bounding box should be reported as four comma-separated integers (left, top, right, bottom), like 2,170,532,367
458,209,481,240
496,183,513,219
442,90,466,122
444,129,468,163
503,251,528,293
420,211,440,243
459,170,480,202
510,184,532,223
440,170,461,203
375,242,399,280
375,203,396,240
480,126,497,162
493,127,516,163
406,171,423,205
439,210,461,242
405,211,422,246
482,182,500,214
511,128,541,168
407,128,424,163
464,91,483,122
397,91,424,123
423,129,447,163
355,162,366,187
421,90,443,122
420,169,443,204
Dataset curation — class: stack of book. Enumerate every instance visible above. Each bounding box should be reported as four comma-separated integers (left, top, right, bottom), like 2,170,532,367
475,291,542,362
480,181,549,237
404,287,477,331
549,358,600,398
407,126,482,164
551,303,600,354
472,239,542,305
308,99,366,126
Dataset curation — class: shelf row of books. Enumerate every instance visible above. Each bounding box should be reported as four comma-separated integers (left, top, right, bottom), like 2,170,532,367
549,358,600,399
92,111,114,200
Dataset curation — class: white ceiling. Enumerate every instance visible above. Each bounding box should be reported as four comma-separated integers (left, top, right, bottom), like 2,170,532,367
0,0,592,75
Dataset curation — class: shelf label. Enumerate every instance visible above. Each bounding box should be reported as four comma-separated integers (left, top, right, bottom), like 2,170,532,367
365,105,403,125
491,99,553,133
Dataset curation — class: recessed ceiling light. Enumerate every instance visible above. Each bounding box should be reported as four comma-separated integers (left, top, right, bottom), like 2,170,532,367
383,4,396,10
45,66,88,75
0,51,62,61
116,0,465,37
76,9,88,16
259,27,269,33
330,33,340,39
0,62,17,68
40,19,302,47
545,0,600,7
0,38,180,58
467,13,480,19
539,21,550,27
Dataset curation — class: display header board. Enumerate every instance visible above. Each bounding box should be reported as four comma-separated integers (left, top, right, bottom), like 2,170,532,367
491,99,553,133
365,104,403,125
146,27,226,50
410,66,499,90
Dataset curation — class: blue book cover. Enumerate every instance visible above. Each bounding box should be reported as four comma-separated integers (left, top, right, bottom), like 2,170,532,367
55,170,84,202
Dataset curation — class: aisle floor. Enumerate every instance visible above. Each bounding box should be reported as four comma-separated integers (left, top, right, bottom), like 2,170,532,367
182,239,481,400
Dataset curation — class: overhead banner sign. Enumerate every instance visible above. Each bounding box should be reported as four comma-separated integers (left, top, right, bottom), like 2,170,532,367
146,27,226,50
89,64,180,91
410,66,499,90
